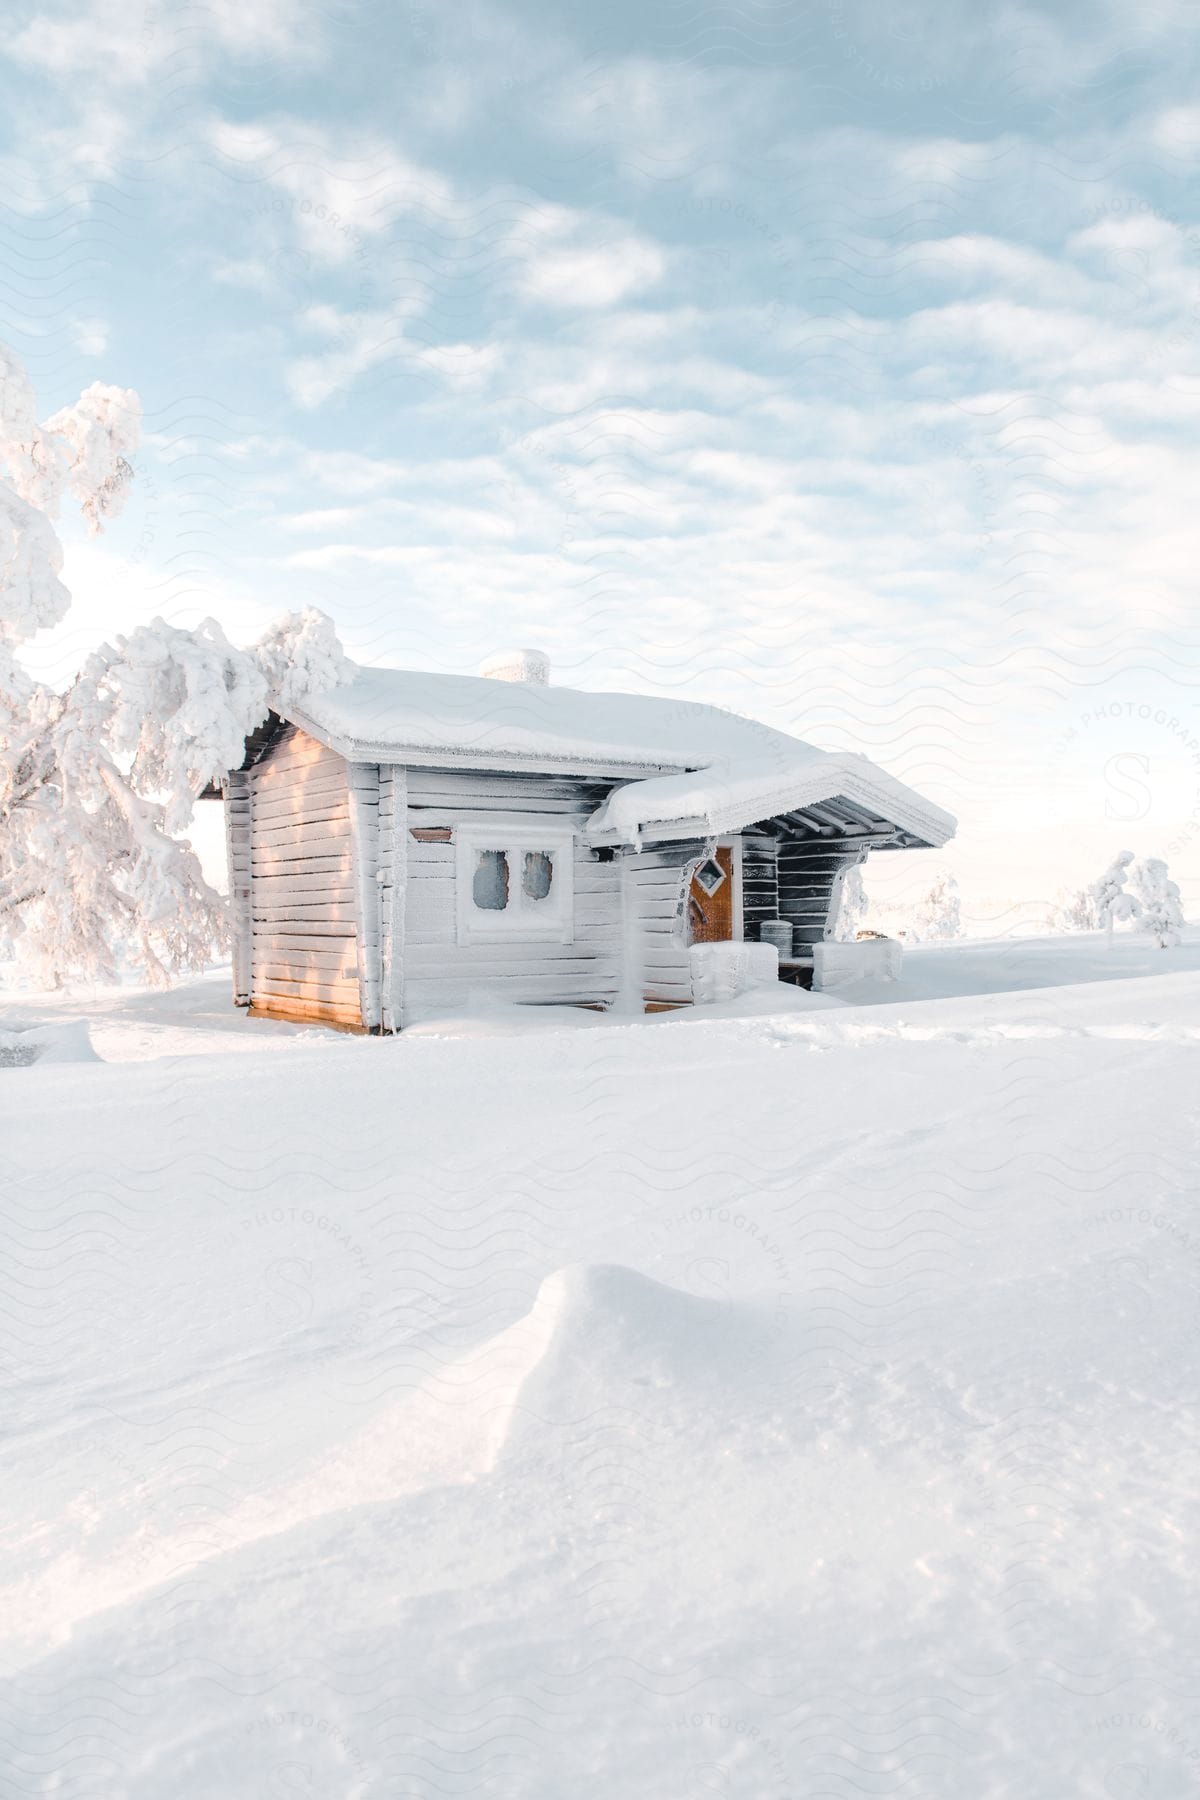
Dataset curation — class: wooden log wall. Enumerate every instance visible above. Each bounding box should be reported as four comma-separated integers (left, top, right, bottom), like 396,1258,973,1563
776,839,865,948
347,763,383,1029
224,769,252,1005
401,767,622,1018
740,830,779,944
245,726,364,1029
620,837,708,1011
378,767,405,1032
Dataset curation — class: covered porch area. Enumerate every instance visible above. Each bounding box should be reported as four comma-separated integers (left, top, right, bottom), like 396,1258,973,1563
587,758,955,1009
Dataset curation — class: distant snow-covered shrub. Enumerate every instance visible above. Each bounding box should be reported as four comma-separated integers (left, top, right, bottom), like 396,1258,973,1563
1050,884,1100,932
901,871,963,942
1129,856,1186,948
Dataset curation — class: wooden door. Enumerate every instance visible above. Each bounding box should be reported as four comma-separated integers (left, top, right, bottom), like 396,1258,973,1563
688,846,734,942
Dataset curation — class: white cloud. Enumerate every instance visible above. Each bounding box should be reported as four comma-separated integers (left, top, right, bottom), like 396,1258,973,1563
504,201,668,310
208,118,458,267
284,303,439,408
1150,104,1200,156
278,506,364,531
12,0,314,83
517,235,666,308
414,342,503,387
199,0,313,58
211,257,278,294
9,0,161,82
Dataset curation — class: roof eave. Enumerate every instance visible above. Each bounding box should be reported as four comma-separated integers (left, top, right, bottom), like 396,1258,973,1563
585,771,957,851
589,817,954,851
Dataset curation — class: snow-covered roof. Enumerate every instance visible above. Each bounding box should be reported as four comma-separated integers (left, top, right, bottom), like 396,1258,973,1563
292,664,803,771
586,753,956,849
286,664,956,849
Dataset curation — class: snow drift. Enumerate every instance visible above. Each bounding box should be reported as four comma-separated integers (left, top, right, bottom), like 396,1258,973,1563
0,1019,98,1066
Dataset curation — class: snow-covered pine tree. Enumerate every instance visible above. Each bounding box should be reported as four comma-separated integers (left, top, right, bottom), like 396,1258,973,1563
832,862,868,941
1088,849,1140,944
1128,856,1186,948
907,870,963,941
0,340,349,986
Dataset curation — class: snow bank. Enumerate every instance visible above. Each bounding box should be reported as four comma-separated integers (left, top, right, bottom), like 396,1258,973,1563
689,938,779,1002
4,935,1200,1797
812,935,903,990
494,1263,730,1433
0,1020,99,1066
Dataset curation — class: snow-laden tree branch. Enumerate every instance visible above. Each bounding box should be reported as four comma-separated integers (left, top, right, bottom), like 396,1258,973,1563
0,340,350,986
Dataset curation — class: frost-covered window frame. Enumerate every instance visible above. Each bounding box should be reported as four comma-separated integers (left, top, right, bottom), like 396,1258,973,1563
455,824,576,946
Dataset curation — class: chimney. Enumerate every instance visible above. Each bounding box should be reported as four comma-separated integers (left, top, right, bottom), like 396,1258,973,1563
479,647,550,685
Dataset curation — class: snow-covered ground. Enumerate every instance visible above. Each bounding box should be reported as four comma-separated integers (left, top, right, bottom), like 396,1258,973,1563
2,931,1199,1797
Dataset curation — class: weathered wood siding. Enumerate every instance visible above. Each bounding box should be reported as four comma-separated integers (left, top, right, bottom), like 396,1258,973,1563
740,830,779,944
776,839,864,948
223,769,252,1005
402,767,621,1018
378,766,405,1032
245,725,363,1029
621,838,708,1011
347,763,382,1029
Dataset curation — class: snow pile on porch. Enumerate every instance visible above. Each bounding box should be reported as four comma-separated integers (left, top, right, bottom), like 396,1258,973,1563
812,936,903,990
689,939,780,1002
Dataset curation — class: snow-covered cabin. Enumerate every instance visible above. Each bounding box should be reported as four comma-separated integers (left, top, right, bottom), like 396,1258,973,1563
214,650,955,1030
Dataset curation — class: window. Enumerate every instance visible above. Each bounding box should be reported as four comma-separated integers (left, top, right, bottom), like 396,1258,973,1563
473,849,509,911
456,826,575,945
693,855,727,896
522,850,553,901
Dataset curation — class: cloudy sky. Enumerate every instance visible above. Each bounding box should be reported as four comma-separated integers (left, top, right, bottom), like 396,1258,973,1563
3,0,1199,918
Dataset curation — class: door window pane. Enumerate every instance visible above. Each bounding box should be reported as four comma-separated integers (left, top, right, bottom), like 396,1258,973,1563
473,849,509,911
522,850,554,901
694,855,726,896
